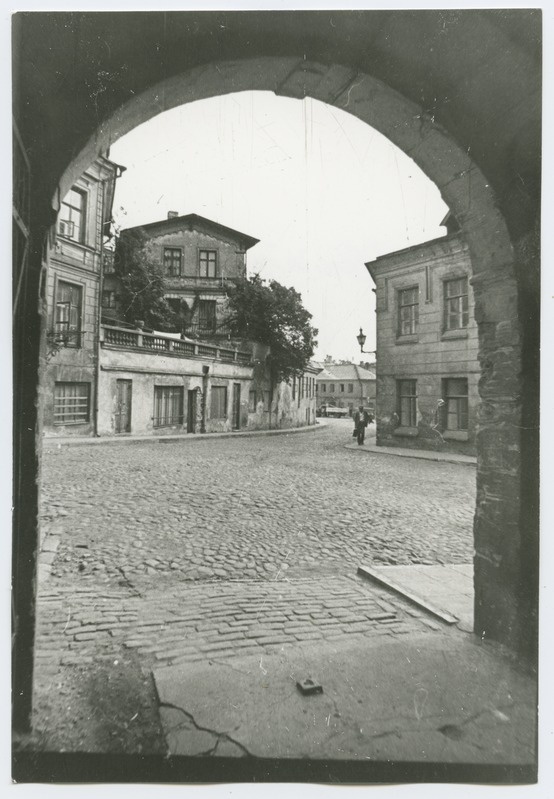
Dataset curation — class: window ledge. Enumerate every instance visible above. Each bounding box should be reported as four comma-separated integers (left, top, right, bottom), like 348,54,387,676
443,430,469,441
395,334,419,345
441,329,469,341
393,426,419,438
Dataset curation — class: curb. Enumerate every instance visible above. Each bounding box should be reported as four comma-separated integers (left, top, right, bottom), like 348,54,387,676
43,421,329,448
344,442,476,466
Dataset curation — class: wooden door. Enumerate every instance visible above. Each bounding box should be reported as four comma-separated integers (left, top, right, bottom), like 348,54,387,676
187,389,196,433
232,383,241,430
115,380,132,433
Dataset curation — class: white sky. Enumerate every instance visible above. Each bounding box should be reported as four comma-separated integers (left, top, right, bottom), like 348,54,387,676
110,91,448,362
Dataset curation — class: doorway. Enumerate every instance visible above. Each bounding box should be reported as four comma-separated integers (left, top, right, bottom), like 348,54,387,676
115,380,132,433
232,383,241,430
187,389,196,433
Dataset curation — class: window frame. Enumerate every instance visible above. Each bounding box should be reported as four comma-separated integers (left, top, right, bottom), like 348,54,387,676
198,299,217,332
397,285,419,337
443,276,469,332
54,382,90,425
163,246,183,277
199,249,218,278
443,377,469,431
397,379,418,428
54,279,83,348
153,385,184,428
210,385,228,420
101,289,116,309
59,186,87,244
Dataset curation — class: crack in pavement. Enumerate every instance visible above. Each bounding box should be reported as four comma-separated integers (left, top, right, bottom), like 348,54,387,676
159,701,253,757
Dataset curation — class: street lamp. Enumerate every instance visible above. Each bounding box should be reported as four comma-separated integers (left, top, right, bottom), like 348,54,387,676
356,328,376,355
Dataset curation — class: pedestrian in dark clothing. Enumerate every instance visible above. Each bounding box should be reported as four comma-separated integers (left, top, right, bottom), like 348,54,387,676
354,406,369,445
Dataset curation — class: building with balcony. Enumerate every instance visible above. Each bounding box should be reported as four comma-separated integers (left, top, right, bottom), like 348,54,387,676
97,325,318,436
365,223,479,454
41,156,125,437
112,212,260,338
314,362,376,415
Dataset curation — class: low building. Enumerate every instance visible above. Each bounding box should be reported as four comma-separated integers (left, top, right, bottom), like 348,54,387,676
365,226,478,454
41,156,124,437
111,212,260,338
97,325,318,436
315,362,376,415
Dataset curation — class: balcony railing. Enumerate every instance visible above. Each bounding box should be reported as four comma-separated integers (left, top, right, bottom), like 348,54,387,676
101,324,251,364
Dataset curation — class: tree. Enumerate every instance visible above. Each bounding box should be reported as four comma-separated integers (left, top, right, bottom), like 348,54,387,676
114,228,177,330
225,274,318,382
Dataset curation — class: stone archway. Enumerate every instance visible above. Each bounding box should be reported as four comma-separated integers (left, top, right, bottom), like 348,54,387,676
53,56,528,654
12,11,540,731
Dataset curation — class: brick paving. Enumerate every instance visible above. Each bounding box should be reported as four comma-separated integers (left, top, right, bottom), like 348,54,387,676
32,420,475,746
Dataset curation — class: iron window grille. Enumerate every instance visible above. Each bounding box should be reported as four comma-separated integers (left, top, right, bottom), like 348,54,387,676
55,281,82,347
444,277,469,331
398,286,419,336
59,187,86,243
443,378,469,430
397,379,417,427
153,386,184,428
164,247,183,276
199,249,217,278
54,382,90,425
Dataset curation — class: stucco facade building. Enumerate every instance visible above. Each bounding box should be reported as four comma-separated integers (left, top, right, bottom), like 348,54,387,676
366,230,478,454
108,213,259,338
314,362,376,415
41,156,124,437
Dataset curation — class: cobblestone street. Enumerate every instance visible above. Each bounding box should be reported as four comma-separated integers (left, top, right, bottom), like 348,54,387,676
31,420,476,752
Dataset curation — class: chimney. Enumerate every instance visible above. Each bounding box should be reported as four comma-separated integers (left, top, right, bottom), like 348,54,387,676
167,211,178,219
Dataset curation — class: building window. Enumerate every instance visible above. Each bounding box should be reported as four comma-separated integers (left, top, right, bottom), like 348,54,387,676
102,289,116,309
320,383,326,393
397,380,417,427
55,280,82,347
59,187,86,243
398,286,419,336
153,386,183,428
103,250,115,273
210,386,227,419
199,249,217,278
444,277,469,331
329,384,335,393
198,300,216,332
248,390,257,412
164,247,183,276
443,378,468,431
348,383,354,393
340,384,345,393
54,382,90,425
292,376,296,400
263,391,271,411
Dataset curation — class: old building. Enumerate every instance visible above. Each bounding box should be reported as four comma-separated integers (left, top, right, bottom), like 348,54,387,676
41,156,124,437
112,213,260,337
97,325,318,436
365,225,478,454
315,362,376,415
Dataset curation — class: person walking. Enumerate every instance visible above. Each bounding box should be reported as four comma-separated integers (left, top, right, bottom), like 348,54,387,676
354,405,369,446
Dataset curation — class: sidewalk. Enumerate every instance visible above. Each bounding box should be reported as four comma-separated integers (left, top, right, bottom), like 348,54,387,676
42,420,327,448
345,436,476,465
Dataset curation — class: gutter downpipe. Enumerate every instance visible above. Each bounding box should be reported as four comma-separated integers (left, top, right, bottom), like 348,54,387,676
93,179,107,437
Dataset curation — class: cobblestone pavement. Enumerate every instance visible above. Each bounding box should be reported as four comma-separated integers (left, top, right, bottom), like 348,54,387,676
32,420,475,750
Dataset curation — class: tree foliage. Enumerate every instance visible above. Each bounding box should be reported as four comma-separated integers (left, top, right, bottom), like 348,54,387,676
225,275,318,382
114,228,176,330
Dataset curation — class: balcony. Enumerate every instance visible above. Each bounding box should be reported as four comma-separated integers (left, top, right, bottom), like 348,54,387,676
101,324,251,364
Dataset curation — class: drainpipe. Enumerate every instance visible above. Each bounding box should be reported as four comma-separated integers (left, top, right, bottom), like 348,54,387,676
93,179,107,437
201,365,209,433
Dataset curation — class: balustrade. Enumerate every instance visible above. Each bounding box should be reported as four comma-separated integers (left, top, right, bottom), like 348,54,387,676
101,325,250,364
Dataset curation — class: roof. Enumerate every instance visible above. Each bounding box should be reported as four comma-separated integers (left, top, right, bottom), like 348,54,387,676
315,363,376,381
121,213,260,251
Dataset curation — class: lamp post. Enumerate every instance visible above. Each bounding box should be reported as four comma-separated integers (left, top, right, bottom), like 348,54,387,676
356,328,376,355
